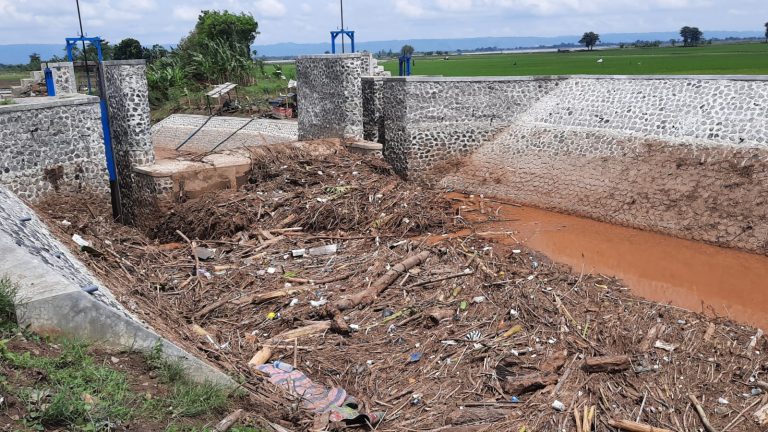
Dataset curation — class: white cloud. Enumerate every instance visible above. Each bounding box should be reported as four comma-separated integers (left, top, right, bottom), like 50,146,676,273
393,0,425,18
173,6,200,21
300,3,312,13
436,0,473,11
254,0,287,18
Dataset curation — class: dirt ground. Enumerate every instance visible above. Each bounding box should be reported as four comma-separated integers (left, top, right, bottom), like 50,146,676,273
34,143,768,431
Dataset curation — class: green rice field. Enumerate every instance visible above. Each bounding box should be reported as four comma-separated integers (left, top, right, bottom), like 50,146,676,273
381,43,768,76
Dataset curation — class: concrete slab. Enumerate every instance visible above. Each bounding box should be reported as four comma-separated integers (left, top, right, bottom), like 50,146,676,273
0,186,233,387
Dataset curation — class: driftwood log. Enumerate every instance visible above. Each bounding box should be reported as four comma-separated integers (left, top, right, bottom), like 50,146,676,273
334,251,431,311
582,355,631,373
607,419,673,432
502,372,559,395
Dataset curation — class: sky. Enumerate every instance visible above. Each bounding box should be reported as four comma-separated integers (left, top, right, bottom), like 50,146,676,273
0,0,766,46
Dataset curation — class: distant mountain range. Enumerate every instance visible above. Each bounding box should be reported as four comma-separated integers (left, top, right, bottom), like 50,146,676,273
1,31,762,64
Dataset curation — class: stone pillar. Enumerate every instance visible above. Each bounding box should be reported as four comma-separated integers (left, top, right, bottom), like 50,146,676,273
100,60,154,226
362,76,385,144
296,53,371,141
43,62,77,94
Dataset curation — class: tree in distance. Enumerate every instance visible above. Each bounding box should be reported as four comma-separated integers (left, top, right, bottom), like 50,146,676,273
579,32,600,50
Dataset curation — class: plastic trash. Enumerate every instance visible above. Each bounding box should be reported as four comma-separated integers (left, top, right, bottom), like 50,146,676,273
472,296,486,304
72,234,90,248
289,298,299,306
267,312,278,320
552,400,566,411
511,396,521,403
193,247,215,260
310,298,328,308
408,352,422,363
382,308,395,318
465,330,482,341
459,301,469,310
81,285,98,294
291,249,306,257
18,216,32,222
309,244,338,256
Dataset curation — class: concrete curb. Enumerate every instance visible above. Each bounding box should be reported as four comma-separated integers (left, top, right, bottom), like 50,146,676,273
0,186,234,387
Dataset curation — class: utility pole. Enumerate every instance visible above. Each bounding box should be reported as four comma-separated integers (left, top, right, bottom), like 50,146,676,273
75,0,93,94
340,0,345,53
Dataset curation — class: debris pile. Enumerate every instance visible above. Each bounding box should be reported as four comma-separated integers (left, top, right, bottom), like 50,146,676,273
36,145,768,431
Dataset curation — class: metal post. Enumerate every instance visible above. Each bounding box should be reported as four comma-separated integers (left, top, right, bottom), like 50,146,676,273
331,33,336,54
350,32,355,53
75,0,93,95
340,0,345,53
44,65,55,96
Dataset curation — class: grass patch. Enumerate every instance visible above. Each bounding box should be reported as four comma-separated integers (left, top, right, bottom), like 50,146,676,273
0,276,18,328
0,98,15,106
1,338,133,430
143,341,230,419
382,42,768,76
0,337,236,430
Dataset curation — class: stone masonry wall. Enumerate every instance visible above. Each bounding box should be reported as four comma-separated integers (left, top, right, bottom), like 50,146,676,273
297,53,373,141
43,62,77,94
362,77,385,143
382,76,564,175
0,96,108,200
101,60,155,225
379,75,768,254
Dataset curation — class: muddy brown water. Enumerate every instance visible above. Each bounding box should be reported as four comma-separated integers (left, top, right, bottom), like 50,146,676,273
454,195,768,330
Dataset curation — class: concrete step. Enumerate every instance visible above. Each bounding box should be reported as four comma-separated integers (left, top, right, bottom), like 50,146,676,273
11,85,25,97
20,78,35,86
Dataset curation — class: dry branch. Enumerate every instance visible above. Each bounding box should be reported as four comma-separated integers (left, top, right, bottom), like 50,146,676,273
334,251,431,311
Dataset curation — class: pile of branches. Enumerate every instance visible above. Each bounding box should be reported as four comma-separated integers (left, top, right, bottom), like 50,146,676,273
153,145,454,242
34,148,768,432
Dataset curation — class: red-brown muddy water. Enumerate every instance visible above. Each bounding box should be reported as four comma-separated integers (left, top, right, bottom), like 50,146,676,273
457,196,768,330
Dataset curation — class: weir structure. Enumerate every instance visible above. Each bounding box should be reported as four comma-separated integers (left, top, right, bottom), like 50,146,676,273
296,54,768,256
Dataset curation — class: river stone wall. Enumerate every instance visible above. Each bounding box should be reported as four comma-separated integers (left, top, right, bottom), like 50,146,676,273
296,53,373,141
43,62,77,94
381,75,768,254
101,60,155,225
362,77,385,143
0,96,109,200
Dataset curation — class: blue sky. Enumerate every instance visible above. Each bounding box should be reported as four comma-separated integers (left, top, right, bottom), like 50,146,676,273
0,0,766,46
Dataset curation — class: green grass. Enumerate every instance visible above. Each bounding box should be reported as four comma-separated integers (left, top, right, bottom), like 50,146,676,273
0,335,236,430
0,276,18,327
382,42,768,76
0,98,15,106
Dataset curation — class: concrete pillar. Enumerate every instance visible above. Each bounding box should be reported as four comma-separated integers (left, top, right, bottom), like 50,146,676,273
296,53,372,141
100,60,154,226
42,62,77,94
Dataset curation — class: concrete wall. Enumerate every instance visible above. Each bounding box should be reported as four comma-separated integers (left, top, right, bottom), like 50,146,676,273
0,95,109,200
296,53,373,141
101,60,155,225
381,75,768,254
151,114,298,151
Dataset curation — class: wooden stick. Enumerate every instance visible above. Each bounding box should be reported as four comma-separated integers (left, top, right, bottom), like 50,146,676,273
334,251,431,311
406,270,474,288
607,419,673,432
688,394,719,432
233,285,314,306
214,409,245,432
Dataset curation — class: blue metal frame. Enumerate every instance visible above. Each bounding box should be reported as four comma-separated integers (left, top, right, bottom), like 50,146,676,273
65,36,104,62
399,55,412,76
331,30,355,54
